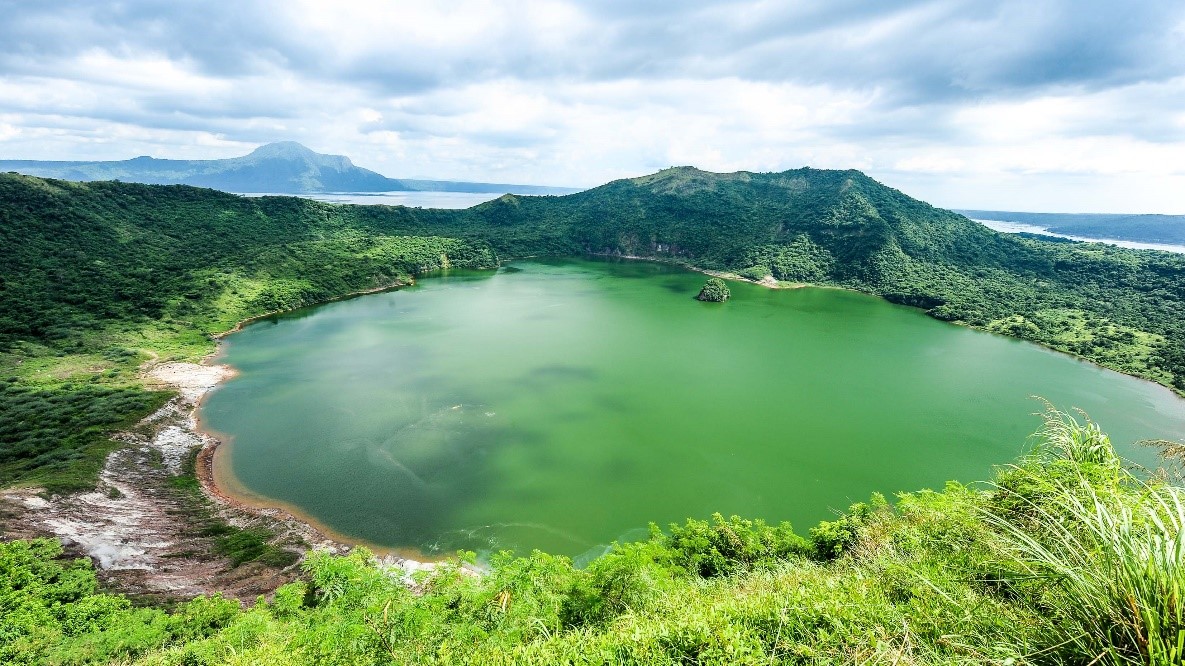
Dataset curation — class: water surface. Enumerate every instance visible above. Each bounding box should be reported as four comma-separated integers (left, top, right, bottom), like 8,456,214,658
239,191,504,208
973,219,1185,254
201,259,1185,559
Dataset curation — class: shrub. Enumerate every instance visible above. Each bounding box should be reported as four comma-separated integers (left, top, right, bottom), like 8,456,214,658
695,277,730,302
658,513,810,577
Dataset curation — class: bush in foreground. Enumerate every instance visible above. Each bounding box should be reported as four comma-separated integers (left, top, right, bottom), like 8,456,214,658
1,408,1182,664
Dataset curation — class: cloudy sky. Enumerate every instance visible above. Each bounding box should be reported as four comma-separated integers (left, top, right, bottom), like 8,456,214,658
1,0,1183,212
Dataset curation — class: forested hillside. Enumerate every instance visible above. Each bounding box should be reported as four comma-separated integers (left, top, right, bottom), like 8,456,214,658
0,174,495,349
0,173,496,490
3,170,1185,664
2,168,1184,493
3,167,1184,391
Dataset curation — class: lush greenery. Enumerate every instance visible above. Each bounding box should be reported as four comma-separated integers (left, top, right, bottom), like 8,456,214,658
0,174,496,356
3,168,1185,492
2,170,1185,662
2,410,1182,664
444,168,1185,394
4,170,1184,400
958,210,1185,245
0,381,171,493
0,173,496,489
695,277,730,302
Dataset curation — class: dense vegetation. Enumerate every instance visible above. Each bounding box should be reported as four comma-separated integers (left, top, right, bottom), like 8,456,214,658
2,170,1184,663
5,169,1184,398
2,410,1182,664
0,174,496,353
2,168,1184,490
958,209,1185,245
696,277,730,302
0,381,171,494
0,173,498,490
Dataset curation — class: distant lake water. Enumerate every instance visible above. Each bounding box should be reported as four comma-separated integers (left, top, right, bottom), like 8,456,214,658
240,191,504,208
200,258,1185,561
973,219,1185,254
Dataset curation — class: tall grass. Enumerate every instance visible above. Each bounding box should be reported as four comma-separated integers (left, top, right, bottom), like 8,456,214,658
1028,399,1119,468
987,406,1185,665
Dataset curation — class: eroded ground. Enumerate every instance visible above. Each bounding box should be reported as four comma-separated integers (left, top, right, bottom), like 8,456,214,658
0,363,344,603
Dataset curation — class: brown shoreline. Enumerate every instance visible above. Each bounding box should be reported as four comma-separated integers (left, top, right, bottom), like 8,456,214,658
190,276,454,565
193,427,443,563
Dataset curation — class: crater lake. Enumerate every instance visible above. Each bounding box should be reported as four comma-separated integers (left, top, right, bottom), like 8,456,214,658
199,258,1185,561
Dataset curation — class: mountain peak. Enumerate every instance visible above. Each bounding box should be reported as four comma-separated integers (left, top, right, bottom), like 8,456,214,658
0,143,576,195
248,141,322,159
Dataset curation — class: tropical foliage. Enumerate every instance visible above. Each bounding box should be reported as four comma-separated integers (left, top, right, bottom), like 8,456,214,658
0,174,496,488
3,170,1184,396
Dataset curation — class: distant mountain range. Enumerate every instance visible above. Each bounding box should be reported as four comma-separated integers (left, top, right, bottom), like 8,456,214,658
956,209,1185,245
0,142,578,195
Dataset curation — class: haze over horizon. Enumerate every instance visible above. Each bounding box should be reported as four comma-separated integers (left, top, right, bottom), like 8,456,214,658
1,1,1183,214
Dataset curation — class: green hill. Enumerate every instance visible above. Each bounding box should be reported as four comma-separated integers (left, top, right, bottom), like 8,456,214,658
2,169,1185,664
2,168,1184,492
0,174,496,491
3,168,1184,394
449,167,1185,394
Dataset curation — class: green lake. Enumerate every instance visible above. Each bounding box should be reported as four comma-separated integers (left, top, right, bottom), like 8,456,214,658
200,258,1185,561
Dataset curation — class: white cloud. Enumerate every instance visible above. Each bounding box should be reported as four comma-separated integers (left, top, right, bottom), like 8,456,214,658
0,0,1184,211
893,155,967,174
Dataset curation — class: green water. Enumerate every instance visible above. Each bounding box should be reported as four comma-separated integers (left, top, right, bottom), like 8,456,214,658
201,258,1185,560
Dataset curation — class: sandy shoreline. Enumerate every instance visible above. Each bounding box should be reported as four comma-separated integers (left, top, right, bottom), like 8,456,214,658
596,252,804,290
146,360,358,559
193,419,443,565
2,359,317,601
189,278,466,569
0,281,450,600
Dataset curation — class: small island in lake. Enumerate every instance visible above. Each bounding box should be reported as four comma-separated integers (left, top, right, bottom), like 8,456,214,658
696,277,730,302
